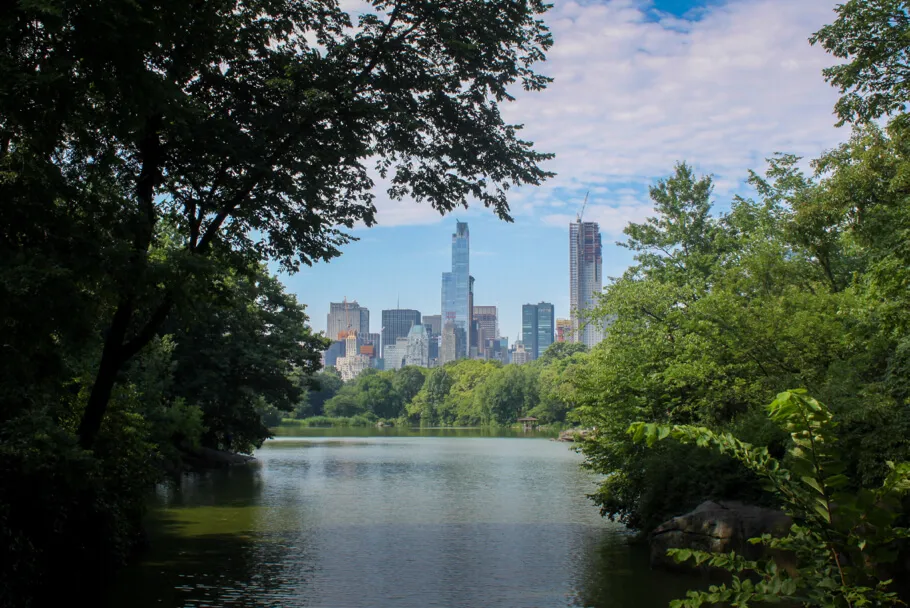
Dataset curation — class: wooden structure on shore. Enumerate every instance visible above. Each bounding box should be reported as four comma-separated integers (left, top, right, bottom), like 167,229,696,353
517,416,539,431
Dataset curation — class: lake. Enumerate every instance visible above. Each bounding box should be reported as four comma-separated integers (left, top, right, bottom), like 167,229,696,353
106,430,696,607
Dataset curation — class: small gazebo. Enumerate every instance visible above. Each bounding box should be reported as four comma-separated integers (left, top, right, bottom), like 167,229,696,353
517,416,539,431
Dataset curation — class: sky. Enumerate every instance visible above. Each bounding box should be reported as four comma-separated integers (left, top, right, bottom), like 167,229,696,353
282,0,848,342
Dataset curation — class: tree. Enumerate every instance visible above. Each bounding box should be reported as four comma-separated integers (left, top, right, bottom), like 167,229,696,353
302,370,344,417
811,0,910,125
324,387,369,418
0,0,554,448
574,160,869,531
620,162,722,288
393,366,427,405
536,341,587,365
164,265,327,453
355,372,401,419
474,363,538,424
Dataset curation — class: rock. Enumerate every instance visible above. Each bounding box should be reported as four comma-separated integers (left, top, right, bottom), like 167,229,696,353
557,428,593,442
650,500,792,571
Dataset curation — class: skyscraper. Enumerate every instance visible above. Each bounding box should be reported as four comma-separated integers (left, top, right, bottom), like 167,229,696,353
521,302,555,360
423,314,442,336
536,302,555,357
327,300,370,340
406,325,430,367
440,321,465,365
570,220,604,348
381,309,421,358
441,221,470,358
473,306,498,357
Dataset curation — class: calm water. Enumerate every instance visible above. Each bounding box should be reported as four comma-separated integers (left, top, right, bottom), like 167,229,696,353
106,431,696,607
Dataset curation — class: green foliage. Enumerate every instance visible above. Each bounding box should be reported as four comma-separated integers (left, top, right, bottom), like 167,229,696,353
630,390,910,607
284,415,377,428
296,370,344,418
163,264,329,453
289,354,584,428
0,391,161,607
574,145,910,532
811,0,910,125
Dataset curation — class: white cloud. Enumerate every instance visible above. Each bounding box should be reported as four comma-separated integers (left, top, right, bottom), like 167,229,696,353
366,0,845,227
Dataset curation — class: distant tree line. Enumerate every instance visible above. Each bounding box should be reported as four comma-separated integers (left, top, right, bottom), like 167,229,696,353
293,341,589,426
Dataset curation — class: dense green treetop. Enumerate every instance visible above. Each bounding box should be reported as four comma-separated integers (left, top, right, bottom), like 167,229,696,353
812,0,910,125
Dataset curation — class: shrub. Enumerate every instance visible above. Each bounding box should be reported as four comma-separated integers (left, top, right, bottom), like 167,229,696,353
631,390,910,607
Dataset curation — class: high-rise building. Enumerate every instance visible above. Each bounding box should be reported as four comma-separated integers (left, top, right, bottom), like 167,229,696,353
383,337,410,371
536,302,554,358
406,325,430,367
511,341,531,365
440,322,465,365
364,333,382,351
521,302,555,360
556,318,572,342
441,222,470,359
423,314,442,336
570,220,604,348
473,306,497,358
336,333,371,381
428,334,440,366
381,309,421,358
323,340,346,368
327,300,370,341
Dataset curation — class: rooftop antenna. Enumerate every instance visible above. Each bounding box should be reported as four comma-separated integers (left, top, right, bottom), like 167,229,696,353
576,190,589,223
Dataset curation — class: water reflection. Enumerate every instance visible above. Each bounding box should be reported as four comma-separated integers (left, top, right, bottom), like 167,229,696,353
107,434,694,607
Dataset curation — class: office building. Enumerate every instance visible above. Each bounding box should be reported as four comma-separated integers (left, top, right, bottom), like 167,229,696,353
383,337,410,371
521,302,554,360
423,314,442,336
473,306,498,347
511,341,531,365
441,222,470,359
406,325,430,368
364,332,382,351
570,219,604,347
323,340,346,368
428,334,440,366
327,300,370,341
556,318,572,343
381,309,421,358
536,302,554,358
440,322,465,365
336,333,371,381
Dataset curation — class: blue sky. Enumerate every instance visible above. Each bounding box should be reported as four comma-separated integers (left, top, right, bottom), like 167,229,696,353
284,0,846,340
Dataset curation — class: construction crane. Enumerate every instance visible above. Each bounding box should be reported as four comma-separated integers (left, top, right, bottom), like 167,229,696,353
576,190,589,223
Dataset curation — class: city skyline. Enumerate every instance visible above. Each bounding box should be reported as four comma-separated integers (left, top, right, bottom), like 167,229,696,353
317,219,597,349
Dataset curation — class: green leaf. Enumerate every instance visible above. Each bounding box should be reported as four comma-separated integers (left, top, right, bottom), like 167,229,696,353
801,475,825,495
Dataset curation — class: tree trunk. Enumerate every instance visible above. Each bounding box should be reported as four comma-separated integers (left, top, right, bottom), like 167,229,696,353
77,115,163,449
78,298,134,449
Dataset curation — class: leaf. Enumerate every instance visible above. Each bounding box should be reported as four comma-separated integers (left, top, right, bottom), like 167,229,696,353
673,548,693,563
813,501,832,523
801,475,825,495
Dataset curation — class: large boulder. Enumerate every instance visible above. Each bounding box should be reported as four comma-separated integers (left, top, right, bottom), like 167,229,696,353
650,500,792,571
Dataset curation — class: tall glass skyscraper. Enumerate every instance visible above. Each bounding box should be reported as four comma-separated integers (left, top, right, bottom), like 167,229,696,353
521,302,555,360
570,220,604,347
441,221,470,359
